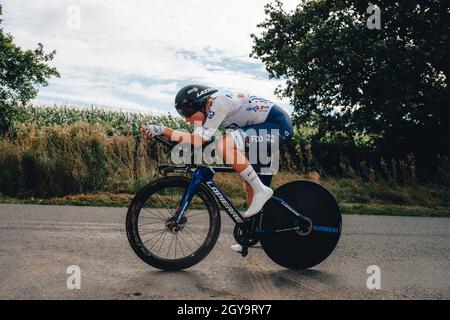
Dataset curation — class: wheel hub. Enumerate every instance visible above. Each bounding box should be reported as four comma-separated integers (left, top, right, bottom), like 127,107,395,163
295,217,313,236
166,216,187,234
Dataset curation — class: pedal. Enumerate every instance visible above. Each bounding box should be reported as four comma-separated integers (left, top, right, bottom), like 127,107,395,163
240,246,248,257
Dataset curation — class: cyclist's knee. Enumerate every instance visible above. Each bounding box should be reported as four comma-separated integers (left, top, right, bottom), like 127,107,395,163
217,134,234,157
218,131,244,156
229,130,245,152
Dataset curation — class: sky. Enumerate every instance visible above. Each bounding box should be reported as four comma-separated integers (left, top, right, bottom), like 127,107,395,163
2,0,301,114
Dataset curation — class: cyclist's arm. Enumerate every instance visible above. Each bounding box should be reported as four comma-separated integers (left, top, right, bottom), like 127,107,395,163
163,128,205,147
163,96,236,146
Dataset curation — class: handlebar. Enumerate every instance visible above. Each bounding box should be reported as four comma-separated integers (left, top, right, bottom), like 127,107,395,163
154,135,178,149
153,135,215,150
152,135,219,169
152,134,235,175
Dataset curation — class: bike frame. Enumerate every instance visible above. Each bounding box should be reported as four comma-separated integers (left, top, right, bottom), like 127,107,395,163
173,166,246,225
171,165,320,235
154,137,339,236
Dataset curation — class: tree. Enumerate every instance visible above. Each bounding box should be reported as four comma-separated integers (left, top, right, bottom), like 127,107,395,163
0,4,60,135
251,0,450,168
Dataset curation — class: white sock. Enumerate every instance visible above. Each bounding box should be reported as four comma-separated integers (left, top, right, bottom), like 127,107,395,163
239,165,265,193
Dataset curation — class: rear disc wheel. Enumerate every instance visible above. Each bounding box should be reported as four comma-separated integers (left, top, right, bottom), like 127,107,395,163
259,180,342,269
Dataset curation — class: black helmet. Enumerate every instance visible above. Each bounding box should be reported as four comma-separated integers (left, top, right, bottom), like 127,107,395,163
175,84,218,117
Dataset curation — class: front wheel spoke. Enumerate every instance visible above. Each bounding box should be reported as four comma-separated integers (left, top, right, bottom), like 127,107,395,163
176,234,185,257
149,230,167,251
178,232,193,254
141,227,165,237
157,231,168,256
139,215,161,221
142,208,166,221
139,220,164,228
174,235,177,259
154,207,172,220
166,234,175,259
142,229,166,244
184,225,205,241
140,227,165,235
183,228,201,247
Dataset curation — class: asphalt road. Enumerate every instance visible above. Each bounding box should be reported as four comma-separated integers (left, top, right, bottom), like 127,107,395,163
0,204,448,300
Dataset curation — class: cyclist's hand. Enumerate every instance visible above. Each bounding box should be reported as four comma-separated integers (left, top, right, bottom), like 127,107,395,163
141,124,166,138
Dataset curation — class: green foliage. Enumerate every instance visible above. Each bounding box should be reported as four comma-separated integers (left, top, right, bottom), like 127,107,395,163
251,0,450,168
13,104,191,134
0,5,60,135
0,120,187,198
0,104,447,201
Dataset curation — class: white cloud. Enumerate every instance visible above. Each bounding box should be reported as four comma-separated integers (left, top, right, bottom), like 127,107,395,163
127,82,179,102
2,0,301,113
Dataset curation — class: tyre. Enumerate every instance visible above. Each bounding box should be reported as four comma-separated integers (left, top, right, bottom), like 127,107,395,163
259,180,342,269
126,176,221,271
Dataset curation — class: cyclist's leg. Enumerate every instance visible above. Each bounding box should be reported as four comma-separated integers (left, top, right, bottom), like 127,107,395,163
217,134,273,218
238,123,276,208
243,175,273,206
216,134,249,173
240,106,293,206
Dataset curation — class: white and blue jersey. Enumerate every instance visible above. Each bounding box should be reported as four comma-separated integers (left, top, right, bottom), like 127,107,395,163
194,91,290,140
194,92,276,140
194,91,294,183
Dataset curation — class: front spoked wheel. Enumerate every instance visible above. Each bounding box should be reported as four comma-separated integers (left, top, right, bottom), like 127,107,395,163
259,180,342,269
126,177,221,271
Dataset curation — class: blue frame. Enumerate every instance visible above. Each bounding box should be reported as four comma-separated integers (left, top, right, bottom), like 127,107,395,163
174,167,245,225
154,137,339,235
173,166,340,235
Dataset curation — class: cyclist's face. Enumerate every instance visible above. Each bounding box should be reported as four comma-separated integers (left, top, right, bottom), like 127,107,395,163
185,99,212,125
185,111,204,125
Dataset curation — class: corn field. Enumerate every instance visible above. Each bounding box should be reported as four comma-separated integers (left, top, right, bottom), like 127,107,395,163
13,104,191,135
0,104,449,199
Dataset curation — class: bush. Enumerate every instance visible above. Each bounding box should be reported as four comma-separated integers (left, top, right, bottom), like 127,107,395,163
0,123,160,198
0,104,448,201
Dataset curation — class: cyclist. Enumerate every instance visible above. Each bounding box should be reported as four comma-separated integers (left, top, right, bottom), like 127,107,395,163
142,84,293,252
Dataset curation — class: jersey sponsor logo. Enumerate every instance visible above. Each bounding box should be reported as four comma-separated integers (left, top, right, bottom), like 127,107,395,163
207,110,216,119
226,123,239,130
250,133,276,143
249,96,265,103
249,105,270,112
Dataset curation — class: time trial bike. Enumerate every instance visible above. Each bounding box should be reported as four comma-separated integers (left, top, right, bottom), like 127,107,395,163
126,136,342,270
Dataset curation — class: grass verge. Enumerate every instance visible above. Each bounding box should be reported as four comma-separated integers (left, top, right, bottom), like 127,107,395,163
1,192,449,218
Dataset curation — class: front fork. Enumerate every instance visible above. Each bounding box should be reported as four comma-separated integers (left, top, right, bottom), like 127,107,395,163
173,167,212,225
